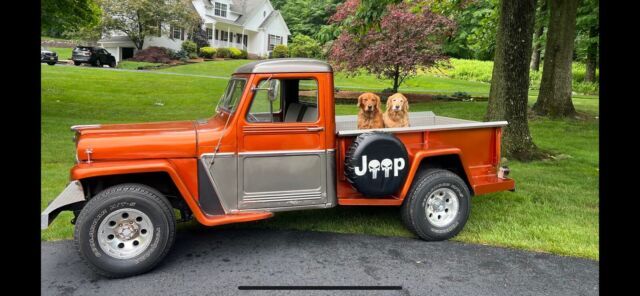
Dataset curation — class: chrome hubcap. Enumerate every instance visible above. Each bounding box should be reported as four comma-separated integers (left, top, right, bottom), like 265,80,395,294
97,208,154,259
425,188,459,227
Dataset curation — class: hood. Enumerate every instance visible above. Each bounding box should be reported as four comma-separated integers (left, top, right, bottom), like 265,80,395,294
75,121,197,161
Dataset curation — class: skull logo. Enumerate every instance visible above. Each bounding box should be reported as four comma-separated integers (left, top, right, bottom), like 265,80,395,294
368,159,381,179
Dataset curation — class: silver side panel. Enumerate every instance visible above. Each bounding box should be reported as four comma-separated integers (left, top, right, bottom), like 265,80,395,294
201,153,237,213
326,150,337,208
238,150,329,211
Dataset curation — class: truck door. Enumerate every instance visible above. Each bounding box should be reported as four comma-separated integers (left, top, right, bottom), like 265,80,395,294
237,74,331,211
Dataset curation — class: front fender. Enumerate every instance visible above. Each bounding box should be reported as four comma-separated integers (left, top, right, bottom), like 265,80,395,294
69,159,206,224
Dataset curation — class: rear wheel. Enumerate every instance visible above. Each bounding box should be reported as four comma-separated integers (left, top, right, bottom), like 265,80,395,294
74,183,176,278
401,169,470,241
74,61,81,66
94,59,102,67
47,62,55,66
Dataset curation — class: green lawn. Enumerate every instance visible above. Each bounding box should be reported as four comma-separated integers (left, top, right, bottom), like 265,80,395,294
41,61,599,260
46,47,72,60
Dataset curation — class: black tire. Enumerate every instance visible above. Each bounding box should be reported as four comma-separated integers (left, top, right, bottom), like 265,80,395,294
401,169,470,241
94,59,102,67
47,62,56,66
74,61,81,66
109,60,117,68
74,183,176,278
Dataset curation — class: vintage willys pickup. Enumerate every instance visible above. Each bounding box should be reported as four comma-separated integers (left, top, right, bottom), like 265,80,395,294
42,59,515,277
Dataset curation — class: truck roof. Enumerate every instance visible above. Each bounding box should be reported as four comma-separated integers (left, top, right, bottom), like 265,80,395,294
233,58,333,74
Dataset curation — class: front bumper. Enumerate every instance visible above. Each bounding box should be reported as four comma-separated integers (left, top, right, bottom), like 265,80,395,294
41,56,58,63
41,180,86,230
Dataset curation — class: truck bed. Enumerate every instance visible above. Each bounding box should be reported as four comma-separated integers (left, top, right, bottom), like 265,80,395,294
335,111,508,136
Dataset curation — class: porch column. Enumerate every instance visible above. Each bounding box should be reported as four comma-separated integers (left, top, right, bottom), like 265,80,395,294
242,28,245,50
227,26,230,47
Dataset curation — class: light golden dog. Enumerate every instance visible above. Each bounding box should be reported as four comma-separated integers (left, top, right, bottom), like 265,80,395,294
383,93,410,128
357,92,384,129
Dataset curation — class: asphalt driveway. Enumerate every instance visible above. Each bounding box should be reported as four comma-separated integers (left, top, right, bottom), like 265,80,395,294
41,228,598,296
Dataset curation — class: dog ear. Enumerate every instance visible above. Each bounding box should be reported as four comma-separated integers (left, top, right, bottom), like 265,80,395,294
375,94,382,112
385,95,393,112
402,96,409,112
357,94,363,109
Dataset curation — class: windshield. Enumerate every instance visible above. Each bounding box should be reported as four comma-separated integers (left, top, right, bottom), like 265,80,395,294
216,78,246,113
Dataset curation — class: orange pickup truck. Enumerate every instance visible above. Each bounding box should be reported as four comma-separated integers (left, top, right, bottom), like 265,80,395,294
41,58,515,278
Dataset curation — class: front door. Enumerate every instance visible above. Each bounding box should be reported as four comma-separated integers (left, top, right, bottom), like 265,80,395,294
237,74,329,210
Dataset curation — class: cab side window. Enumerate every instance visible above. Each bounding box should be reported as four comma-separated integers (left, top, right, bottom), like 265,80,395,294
246,78,319,123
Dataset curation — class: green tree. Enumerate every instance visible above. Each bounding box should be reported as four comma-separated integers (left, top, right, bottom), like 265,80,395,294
41,0,101,38
273,0,343,40
486,0,541,160
289,34,322,58
532,0,580,117
98,0,199,50
575,0,599,82
430,0,499,60
530,0,548,71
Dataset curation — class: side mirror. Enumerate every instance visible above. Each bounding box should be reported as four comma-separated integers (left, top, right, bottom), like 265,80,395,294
267,79,280,102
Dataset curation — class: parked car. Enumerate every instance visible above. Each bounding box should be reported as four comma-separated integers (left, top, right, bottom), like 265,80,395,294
41,59,515,278
41,46,58,65
72,46,116,67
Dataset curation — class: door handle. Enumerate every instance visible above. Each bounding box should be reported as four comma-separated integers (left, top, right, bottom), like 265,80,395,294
306,127,324,132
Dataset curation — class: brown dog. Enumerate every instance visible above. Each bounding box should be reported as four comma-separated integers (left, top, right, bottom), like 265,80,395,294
357,92,384,129
383,93,410,128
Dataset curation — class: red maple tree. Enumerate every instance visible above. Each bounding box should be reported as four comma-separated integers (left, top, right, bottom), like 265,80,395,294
329,1,455,92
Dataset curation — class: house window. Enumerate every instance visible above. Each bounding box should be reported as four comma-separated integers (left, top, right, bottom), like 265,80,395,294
221,31,228,41
268,34,282,51
243,35,248,47
263,11,266,17
206,28,213,40
236,33,242,44
215,29,219,40
214,2,227,17
171,26,183,40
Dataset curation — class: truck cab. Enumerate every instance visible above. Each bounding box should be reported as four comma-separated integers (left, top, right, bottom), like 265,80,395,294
42,59,514,278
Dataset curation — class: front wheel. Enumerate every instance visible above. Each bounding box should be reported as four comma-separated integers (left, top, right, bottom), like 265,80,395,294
401,169,470,241
47,62,56,66
74,183,176,278
94,59,102,67
109,60,117,68
74,61,81,66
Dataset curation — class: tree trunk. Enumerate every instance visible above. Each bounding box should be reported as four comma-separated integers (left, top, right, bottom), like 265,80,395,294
530,1,547,71
392,66,400,93
584,26,598,82
532,0,579,117
486,0,540,161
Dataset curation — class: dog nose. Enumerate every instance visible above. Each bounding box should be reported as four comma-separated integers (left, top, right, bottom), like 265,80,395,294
367,106,373,110
394,106,400,110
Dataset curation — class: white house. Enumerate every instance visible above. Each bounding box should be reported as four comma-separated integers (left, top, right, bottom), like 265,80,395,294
99,0,290,62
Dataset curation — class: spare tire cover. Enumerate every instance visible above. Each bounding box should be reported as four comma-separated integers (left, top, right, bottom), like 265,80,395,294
344,132,409,197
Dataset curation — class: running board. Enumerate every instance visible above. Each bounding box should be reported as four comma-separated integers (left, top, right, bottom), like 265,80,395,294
200,211,274,227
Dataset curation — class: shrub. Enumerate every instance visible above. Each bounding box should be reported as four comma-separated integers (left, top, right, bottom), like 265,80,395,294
129,46,173,63
229,47,243,59
181,40,197,55
240,49,248,59
289,34,322,58
199,47,217,59
272,44,289,58
188,52,198,59
172,49,189,61
451,91,471,101
216,47,231,58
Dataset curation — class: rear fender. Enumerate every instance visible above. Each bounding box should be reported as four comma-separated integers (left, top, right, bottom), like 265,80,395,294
397,148,473,201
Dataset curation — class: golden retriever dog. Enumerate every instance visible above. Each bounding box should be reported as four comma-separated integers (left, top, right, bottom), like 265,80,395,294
357,92,384,129
383,93,410,128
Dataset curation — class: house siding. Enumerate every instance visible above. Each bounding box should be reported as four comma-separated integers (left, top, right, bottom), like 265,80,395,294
99,0,290,61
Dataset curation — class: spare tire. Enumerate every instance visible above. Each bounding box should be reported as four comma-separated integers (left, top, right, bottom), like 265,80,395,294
344,132,409,197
